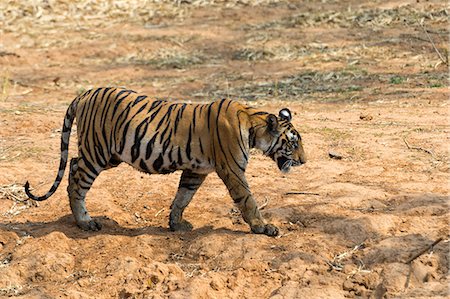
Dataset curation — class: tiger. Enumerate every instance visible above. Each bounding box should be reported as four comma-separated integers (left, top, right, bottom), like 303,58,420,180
25,87,306,236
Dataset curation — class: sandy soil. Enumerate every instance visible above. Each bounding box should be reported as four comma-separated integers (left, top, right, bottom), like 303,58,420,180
0,0,449,298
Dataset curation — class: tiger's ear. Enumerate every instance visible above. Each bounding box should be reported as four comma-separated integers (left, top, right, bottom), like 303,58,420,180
279,108,292,122
267,114,278,133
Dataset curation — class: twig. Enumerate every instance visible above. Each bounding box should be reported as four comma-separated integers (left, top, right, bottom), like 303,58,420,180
154,208,165,217
418,19,448,66
327,243,366,271
275,231,293,239
259,197,270,210
284,191,320,196
403,137,438,160
405,237,443,264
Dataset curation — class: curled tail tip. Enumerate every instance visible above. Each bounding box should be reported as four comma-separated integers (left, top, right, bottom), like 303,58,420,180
24,181,34,199
24,181,30,193
24,181,47,201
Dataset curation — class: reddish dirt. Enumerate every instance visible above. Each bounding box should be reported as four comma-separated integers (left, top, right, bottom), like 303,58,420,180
0,1,448,298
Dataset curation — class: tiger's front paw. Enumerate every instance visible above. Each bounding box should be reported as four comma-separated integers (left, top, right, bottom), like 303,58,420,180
169,219,193,232
251,223,279,237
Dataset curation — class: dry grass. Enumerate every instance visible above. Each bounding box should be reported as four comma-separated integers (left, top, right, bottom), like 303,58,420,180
0,283,23,297
0,184,38,217
0,0,288,35
246,5,449,30
203,69,372,101
116,48,205,69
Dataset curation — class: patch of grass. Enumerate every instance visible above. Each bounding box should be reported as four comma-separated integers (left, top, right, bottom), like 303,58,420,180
346,85,363,92
429,82,444,88
116,48,205,69
246,5,449,30
232,48,274,61
204,69,375,101
390,76,404,84
0,283,23,296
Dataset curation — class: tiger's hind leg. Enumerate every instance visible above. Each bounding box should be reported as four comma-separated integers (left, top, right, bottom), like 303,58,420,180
67,157,104,231
169,170,207,231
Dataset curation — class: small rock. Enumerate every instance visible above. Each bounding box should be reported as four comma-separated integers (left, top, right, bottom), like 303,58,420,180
359,114,373,121
328,150,343,160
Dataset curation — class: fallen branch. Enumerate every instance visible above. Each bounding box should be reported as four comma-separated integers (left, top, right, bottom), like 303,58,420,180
404,237,444,291
405,237,443,264
284,191,320,196
418,19,448,66
403,137,438,160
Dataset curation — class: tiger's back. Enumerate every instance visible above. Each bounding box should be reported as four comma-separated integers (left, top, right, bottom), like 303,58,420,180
76,88,223,175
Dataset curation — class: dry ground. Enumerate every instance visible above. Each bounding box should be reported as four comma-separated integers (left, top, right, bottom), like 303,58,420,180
0,0,449,298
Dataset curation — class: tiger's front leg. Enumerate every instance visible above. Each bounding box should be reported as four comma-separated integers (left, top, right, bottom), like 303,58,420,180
169,170,207,232
217,169,279,237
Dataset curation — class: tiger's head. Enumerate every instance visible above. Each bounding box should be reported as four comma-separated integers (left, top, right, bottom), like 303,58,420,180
252,108,306,173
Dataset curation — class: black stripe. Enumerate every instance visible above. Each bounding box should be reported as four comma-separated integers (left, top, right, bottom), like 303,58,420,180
186,124,192,160
132,95,147,106
159,122,171,143
145,133,158,159
162,129,173,154
177,147,183,166
192,105,198,129
153,153,164,172
131,117,150,163
78,166,96,181
207,103,213,131
136,102,148,115
80,151,99,177
225,99,233,111
149,104,164,123
199,137,204,155
173,103,186,135
113,104,131,152
93,133,107,167
228,145,246,172
140,159,150,173
117,121,131,155
112,90,134,116
155,104,176,130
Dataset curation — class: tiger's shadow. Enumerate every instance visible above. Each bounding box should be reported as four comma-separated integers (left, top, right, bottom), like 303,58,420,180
0,214,248,240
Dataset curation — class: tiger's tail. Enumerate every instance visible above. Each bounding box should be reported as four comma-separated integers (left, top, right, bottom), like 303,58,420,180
25,97,79,201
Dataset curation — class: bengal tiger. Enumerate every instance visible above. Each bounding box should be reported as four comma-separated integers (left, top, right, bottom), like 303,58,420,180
25,87,306,236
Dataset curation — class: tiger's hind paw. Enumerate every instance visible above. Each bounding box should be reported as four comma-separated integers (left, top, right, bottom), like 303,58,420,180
77,220,102,231
169,219,193,232
251,223,279,237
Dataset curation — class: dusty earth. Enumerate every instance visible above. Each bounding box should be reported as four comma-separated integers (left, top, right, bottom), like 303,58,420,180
0,0,449,298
